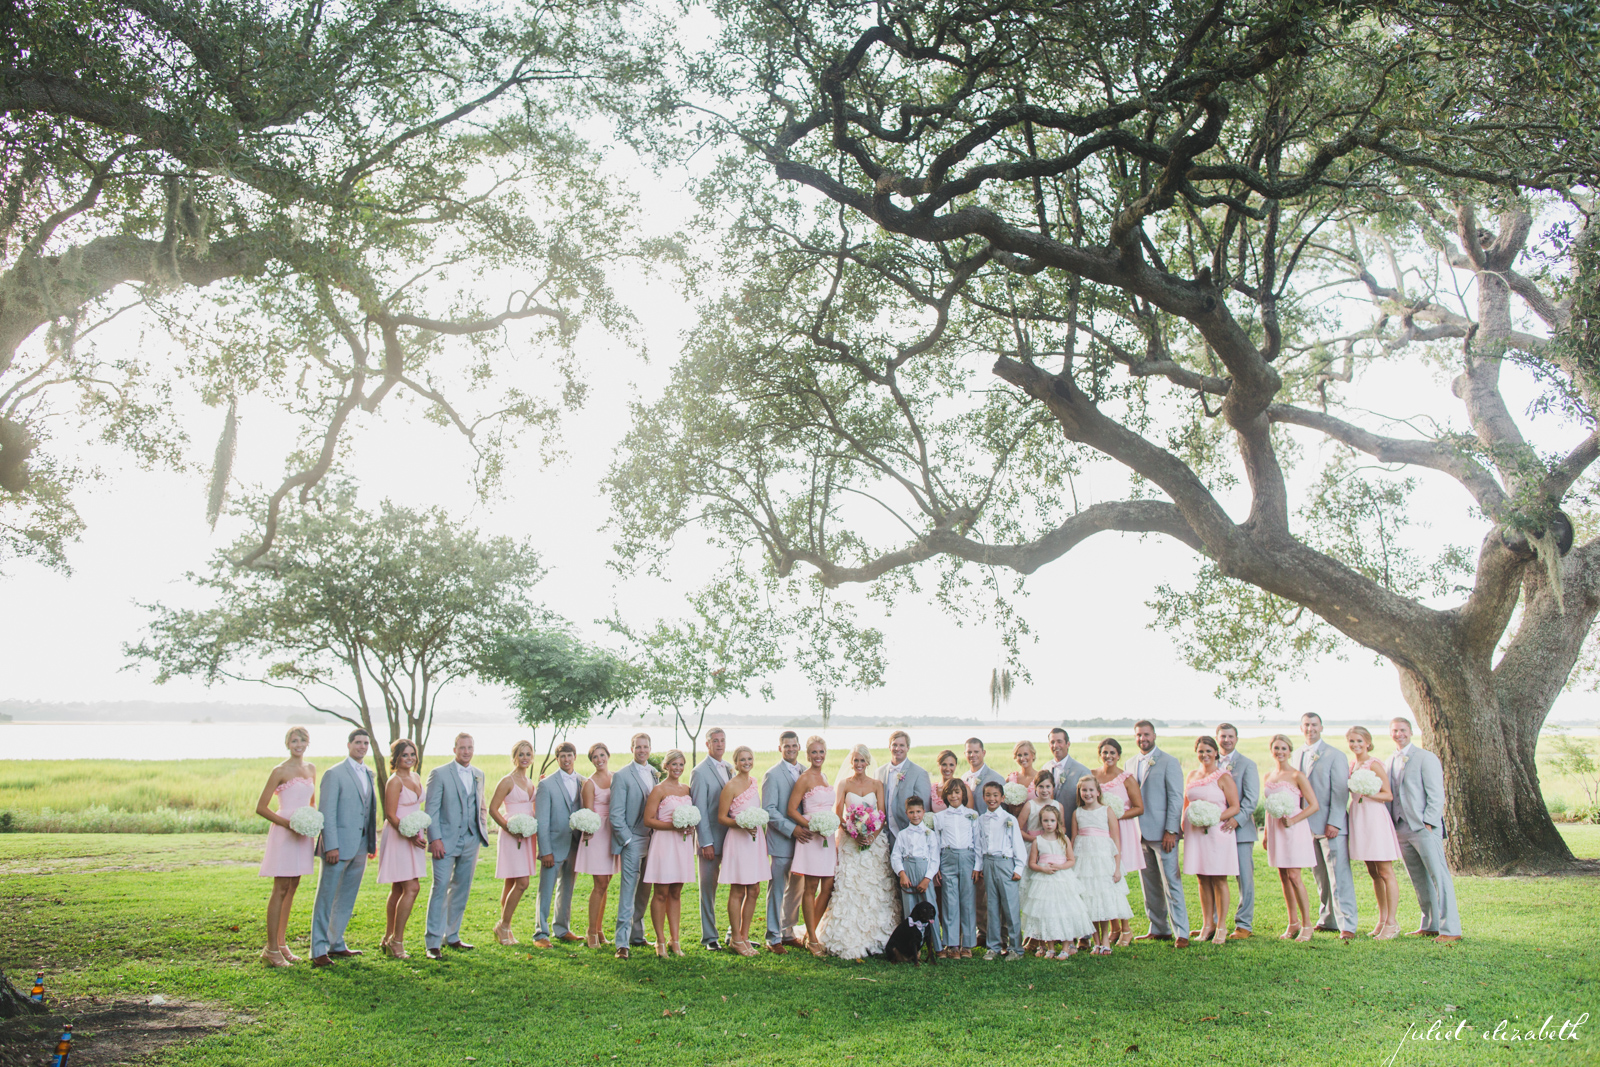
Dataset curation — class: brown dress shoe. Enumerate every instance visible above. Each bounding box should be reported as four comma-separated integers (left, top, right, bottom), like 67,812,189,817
446,940,475,951
1407,929,1439,937
781,938,806,949
1173,937,1190,948
558,933,584,943
1314,924,1340,933
1434,934,1462,944
328,948,363,958
1132,932,1173,942
1227,929,1252,940
1339,931,1356,941
310,955,334,967
615,946,630,959
531,939,553,949
767,943,788,955
425,947,443,960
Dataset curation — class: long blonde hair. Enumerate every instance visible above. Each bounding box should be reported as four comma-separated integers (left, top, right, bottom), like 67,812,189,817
1036,803,1069,846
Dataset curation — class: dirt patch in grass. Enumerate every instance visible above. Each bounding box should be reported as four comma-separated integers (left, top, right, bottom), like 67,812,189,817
0,997,247,1065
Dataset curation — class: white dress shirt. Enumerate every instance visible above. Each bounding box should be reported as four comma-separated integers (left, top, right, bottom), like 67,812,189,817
559,769,580,805
1297,739,1324,774
344,756,371,799
933,805,979,852
453,759,475,796
885,759,906,811
889,821,940,875
977,808,1027,870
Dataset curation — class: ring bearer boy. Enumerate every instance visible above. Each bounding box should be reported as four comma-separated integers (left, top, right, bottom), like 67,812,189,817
890,796,943,954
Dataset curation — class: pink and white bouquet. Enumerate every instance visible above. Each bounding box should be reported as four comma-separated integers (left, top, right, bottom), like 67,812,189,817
506,814,539,848
1348,768,1383,803
671,804,702,839
806,811,840,836
842,803,886,851
734,807,770,839
1186,799,1222,834
397,811,431,839
569,808,603,836
288,807,324,838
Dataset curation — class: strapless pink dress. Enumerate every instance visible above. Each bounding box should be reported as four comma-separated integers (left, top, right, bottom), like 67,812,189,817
791,782,837,877
575,784,619,876
1182,771,1239,876
378,781,428,884
1100,771,1145,873
720,782,768,885
644,794,697,884
259,776,316,878
1264,781,1317,868
495,785,539,880
1347,759,1401,861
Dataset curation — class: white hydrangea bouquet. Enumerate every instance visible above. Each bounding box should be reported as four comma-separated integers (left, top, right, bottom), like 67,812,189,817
569,808,603,836
1186,799,1222,834
1264,792,1299,821
735,807,770,839
1105,793,1125,820
807,810,840,836
671,804,702,839
1348,768,1383,803
506,814,539,848
1002,782,1028,806
288,807,324,837
397,811,431,839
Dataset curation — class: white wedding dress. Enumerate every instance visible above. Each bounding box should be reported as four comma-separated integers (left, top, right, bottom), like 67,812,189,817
816,791,902,960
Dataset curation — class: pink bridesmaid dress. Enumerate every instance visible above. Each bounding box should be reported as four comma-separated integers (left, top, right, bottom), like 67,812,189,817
1264,781,1317,868
378,780,428,884
644,793,697,884
574,784,619,876
719,782,768,885
1100,771,1145,873
495,783,539,880
258,776,316,878
929,780,952,813
790,781,837,877
1347,759,1401,861
1181,769,1240,876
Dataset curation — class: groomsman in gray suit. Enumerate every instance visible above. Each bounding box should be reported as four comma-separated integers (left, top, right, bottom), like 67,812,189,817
1215,723,1259,939
762,731,811,953
1298,712,1357,938
961,738,1005,943
1388,717,1461,942
691,729,732,949
532,742,585,948
425,733,489,959
609,732,658,958
1130,721,1189,947
1043,727,1092,825
310,728,378,966
879,730,931,842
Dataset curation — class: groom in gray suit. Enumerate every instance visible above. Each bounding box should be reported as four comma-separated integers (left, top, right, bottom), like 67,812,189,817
1388,717,1461,941
609,732,658,958
310,728,378,966
879,730,931,842
1131,721,1189,947
533,742,585,947
424,732,489,959
691,729,732,949
762,731,810,953
1043,728,1092,825
1216,723,1260,939
1298,712,1357,938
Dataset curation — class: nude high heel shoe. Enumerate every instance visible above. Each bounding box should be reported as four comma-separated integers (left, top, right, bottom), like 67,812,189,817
1295,925,1314,942
261,947,291,968
1211,928,1227,947
1279,924,1300,941
277,944,302,963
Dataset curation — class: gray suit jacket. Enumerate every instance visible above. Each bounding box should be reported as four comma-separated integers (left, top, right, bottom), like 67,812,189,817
879,760,932,838
425,761,488,855
534,771,585,862
690,757,732,853
1388,744,1446,836
1297,741,1349,835
1047,755,1092,821
1134,747,1184,840
762,760,802,858
317,759,378,857
608,759,658,855
963,763,1006,807
1221,752,1260,843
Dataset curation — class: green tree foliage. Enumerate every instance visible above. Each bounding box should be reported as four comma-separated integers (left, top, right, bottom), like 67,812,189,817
475,628,634,772
125,483,549,778
608,0,1600,871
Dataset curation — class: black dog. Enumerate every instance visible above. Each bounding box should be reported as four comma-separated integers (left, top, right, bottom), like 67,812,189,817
883,900,939,965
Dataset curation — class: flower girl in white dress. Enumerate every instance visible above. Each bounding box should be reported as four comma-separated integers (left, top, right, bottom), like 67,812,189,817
1020,806,1093,958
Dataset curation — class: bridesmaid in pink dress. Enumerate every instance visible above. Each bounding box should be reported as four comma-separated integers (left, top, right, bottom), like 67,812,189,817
1093,737,1145,947
1263,733,1320,941
786,736,836,957
1181,735,1241,947
1006,741,1042,817
490,741,539,945
575,742,619,948
1345,726,1402,939
378,738,429,958
929,751,959,813
643,750,695,957
254,726,317,967
716,746,768,956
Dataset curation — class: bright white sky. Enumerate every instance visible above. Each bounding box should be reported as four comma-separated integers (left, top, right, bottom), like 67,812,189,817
4,118,1597,731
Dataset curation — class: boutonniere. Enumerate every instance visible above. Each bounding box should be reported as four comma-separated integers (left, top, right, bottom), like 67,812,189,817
1306,751,1321,769
895,770,906,783
964,811,978,822
1397,755,1410,769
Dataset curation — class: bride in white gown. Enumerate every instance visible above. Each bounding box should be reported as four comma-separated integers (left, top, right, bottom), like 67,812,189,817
816,743,902,959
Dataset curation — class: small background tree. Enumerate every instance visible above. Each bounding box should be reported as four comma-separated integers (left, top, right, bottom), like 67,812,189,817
476,629,635,774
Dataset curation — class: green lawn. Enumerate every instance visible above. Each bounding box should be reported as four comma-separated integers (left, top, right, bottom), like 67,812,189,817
1,827,1596,1065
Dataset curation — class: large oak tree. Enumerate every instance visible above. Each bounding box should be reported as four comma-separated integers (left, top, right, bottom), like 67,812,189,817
609,0,1600,872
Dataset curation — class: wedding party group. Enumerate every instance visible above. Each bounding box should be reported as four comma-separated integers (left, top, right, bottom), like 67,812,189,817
252,712,1462,968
